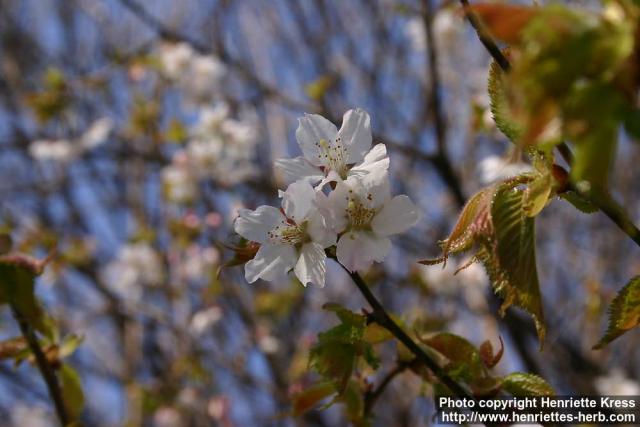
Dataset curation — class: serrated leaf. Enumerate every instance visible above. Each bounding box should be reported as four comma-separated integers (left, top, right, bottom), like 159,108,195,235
488,185,545,344
501,372,554,396
488,59,522,143
420,187,493,265
61,364,84,420
291,381,336,416
593,276,640,349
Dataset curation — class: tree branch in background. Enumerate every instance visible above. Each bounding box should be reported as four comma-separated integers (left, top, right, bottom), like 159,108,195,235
11,307,70,427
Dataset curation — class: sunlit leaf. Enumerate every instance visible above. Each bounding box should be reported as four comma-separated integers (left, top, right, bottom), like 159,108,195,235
61,364,85,420
593,276,640,349
486,185,545,344
291,381,336,416
501,372,554,397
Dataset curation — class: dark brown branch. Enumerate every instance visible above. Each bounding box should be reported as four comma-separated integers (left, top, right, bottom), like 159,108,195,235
337,264,473,401
11,307,70,427
364,360,411,416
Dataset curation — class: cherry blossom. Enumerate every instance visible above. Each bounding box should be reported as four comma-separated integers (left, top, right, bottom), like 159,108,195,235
275,108,388,187
234,180,335,286
325,168,420,272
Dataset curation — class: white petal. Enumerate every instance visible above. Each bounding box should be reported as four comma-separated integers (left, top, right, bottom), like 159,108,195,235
294,243,327,287
281,180,315,221
349,143,389,178
338,108,372,164
274,157,324,185
234,206,284,244
245,244,297,283
346,168,391,210
371,195,421,237
336,231,391,272
307,209,337,247
295,114,338,166
323,181,350,233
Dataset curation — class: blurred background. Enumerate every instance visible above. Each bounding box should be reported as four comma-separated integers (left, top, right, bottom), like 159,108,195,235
0,0,638,425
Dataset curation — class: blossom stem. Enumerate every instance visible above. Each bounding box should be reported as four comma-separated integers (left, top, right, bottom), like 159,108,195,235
338,264,474,400
11,306,70,427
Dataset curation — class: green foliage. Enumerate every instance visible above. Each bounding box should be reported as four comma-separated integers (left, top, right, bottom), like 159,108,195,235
25,67,70,123
423,177,546,344
501,372,555,397
309,304,379,393
559,191,598,213
61,364,85,420
594,276,640,349
422,333,554,397
488,185,544,344
483,2,636,192
488,57,522,143
291,381,336,416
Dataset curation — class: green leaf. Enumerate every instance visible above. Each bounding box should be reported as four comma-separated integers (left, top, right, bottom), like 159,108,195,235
0,337,27,360
501,372,554,396
487,185,545,344
488,58,522,143
559,191,598,213
58,334,84,360
291,381,336,416
423,333,485,383
593,276,640,349
0,259,47,333
523,172,552,217
310,305,378,393
335,380,365,426
60,364,84,420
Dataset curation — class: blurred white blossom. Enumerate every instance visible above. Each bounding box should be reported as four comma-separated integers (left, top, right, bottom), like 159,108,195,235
102,242,165,302
479,155,532,184
189,306,223,335
11,405,53,427
595,369,640,396
29,139,75,162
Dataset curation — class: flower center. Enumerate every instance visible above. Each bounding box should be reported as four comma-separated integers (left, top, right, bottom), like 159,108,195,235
346,191,376,230
267,220,309,245
316,138,348,179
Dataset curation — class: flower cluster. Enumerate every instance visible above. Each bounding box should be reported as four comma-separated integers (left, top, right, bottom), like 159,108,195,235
158,42,226,105
162,101,259,203
29,117,113,163
234,109,420,287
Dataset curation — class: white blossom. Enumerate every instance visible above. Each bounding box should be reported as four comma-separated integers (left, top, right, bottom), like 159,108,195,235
275,108,388,188
80,117,113,149
189,306,223,335
234,180,335,286
594,369,640,396
158,42,195,80
11,405,53,427
162,151,198,204
102,242,165,302
479,154,532,184
325,169,420,272
29,139,75,162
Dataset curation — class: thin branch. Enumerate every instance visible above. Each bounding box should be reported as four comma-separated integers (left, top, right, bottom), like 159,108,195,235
364,360,411,415
336,263,473,401
459,0,511,72
11,307,70,427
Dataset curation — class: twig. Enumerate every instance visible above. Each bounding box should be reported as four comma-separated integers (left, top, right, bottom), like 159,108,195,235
336,263,473,400
364,360,411,415
11,306,70,427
